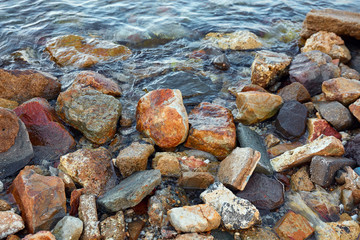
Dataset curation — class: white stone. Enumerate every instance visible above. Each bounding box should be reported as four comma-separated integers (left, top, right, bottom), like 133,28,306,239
0,211,25,239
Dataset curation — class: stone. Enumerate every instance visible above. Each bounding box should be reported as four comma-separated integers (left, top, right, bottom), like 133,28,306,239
45,35,131,68
115,142,155,177
265,134,280,148
0,211,25,239
307,118,341,142
205,31,262,50
52,216,83,240
212,54,230,70
300,9,360,40
0,98,18,109
184,102,236,160
289,50,340,96
270,135,344,172
290,166,315,192
176,233,214,240
275,100,308,140
0,108,19,153
10,166,66,233
58,147,114,196
345,134,360,165
237,124,273,175
236,173,284,211
58,170,76,195
152,152,182,177
168,204,221,232
327,220,360,240
136,89,189,148
218,147,261,191
322,77,360,105
340,63,360,80
98,170,161,212
100,211,126,240
128,219,145,240
6,235,20,240
0,69,61,103
178,172,215,189
0,199,11,211
277,82,311,103
274,211,314,240
78,194,100,240
302,31,351,63
268,142,303,157
314,101,353,130
14,97,75,154
23,231,56,240
310,156,356,187
341,189,354,212
56,88,122,145
251,50,292,88
349,98,360,122
69,188,84,216
239,227,279,240
235,91,283,125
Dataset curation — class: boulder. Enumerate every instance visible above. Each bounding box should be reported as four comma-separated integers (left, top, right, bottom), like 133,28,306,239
274,211,314,240
307,118,341,142
0,211,25,239
314,101,353,130
136,89,188,148
322,77,360,105
78,194,101,240
277,82,311,103
290,166,315,192
52,216,83,240
205,31,262,50
100,211,126,240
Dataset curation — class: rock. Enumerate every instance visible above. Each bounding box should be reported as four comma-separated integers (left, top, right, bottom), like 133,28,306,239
270,135,344,172
327,220,360,240
0,211,25,239
178,172,215,189
45,35,131,68
275,100,308,140
58,148,115,196
23,231,56,240
0,69,61,103
100,211,125,240
136,89,189,148
114,142,155,177
14,97,75,154
290,166,315,192
212,54,230,70
274,211,314,240
307,118,342,142
237,124,273,175
10,166,66,233
78,194,100,240
56,88,122,144
340,63,360,80
168,204,221,232
345,134,360,165
300,9,360,40
218,147,260,191
302,31,351,63
268,142,303,158
322,77,360,105
205,31,262,50
58,170,76,195
69,188,84,216
289,50,340,96
152,152,182,177
349,98,360,122
310,156,356,187
0,181,3,192
0,108,19,153
98,170,161,212
265,134,280,148
277,82,311,103
0,98,18,109
5,235,20,240
52,216,83,240
182,150,218,163
176,233,214,240
184,102,236,160
341,189,354,212
314,101,353,130
239,227,279,240
128,219,145,240
178,155,212,173
251,50,292,88
236,173,284,211
0,199,11,211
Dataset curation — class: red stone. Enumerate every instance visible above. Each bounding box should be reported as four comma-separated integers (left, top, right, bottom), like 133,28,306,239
0,108,19,153
69,188,84,216
307,118,341,142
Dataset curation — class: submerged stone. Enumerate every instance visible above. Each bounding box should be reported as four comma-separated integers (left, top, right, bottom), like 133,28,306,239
205,31,262,50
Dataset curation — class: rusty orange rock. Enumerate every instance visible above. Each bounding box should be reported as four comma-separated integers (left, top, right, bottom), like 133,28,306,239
22,231,56,240
274,211,314,240
136,89,189,148
322,77,360,105
307,118,341,142
0,108,19,153
349,98,360,123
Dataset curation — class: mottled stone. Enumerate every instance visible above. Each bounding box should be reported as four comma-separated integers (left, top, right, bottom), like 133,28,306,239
0,199,11,211
315,101,353,130
0,108,19,153
239,227,279,240
152,152,182,177
345,134,360,165
212,54,230,70
178,172,215,189
100,211,125,240
340,63,360,80
290,166,315,192
0,211,25,239
274,211,314,240
277,82,311,103
136,89,188,148
78,194,100,240
307,118,341,142
322,77,360,105
23,231,56,240
0,98,18,110
52,216,83,240
327,220,360,240
205,31,262,50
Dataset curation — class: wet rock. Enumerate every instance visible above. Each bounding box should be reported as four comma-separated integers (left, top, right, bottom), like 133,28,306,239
136,89,188,148
300,9,360,40
98,170,161,212
237,124,273,175
56,88,122,145
14,97,75,154
314,101,353,130
152,152,181,177
100,211,125,240
184,102,236,160
78,194,100,240
212,54,230,70
0,69,61,103
0,98,18,109
302,31,351,63
340,63,360,80
290,166,315,192
23,231,56,240
322,77,360,105
239,227,279,240
327,220,360,240
45,35,131,68
0,211,25,239
270,135,344,172
235,91,283,125
345,134,360,165
0,108,19,153
114,142,155,177
349,98,360,122
178,172,215,189
0,199,11,211
236,173,284,211
251,50,292,88
277,82,311,103
52,216,83,240
218,147,260,191
307,118,342,142
289,50,340,96
58,147,114,196
11,166,66,233
176,233,214,240
168,204,221,232
274,211,314,240
275,100,308,140
310,156,356,187
205,31,262,50
265,134,280,148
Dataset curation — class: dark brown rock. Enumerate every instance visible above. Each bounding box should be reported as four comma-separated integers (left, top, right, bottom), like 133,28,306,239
0,108,19,153
277,82,311,103
345,134,360,165
178,172,215,189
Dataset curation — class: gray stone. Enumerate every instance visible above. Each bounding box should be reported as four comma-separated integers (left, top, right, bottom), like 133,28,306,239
314,101,353,130
236,124,273,175
52,216,83,240
98,170,161,212
340,63,360,80
212,54,230,70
